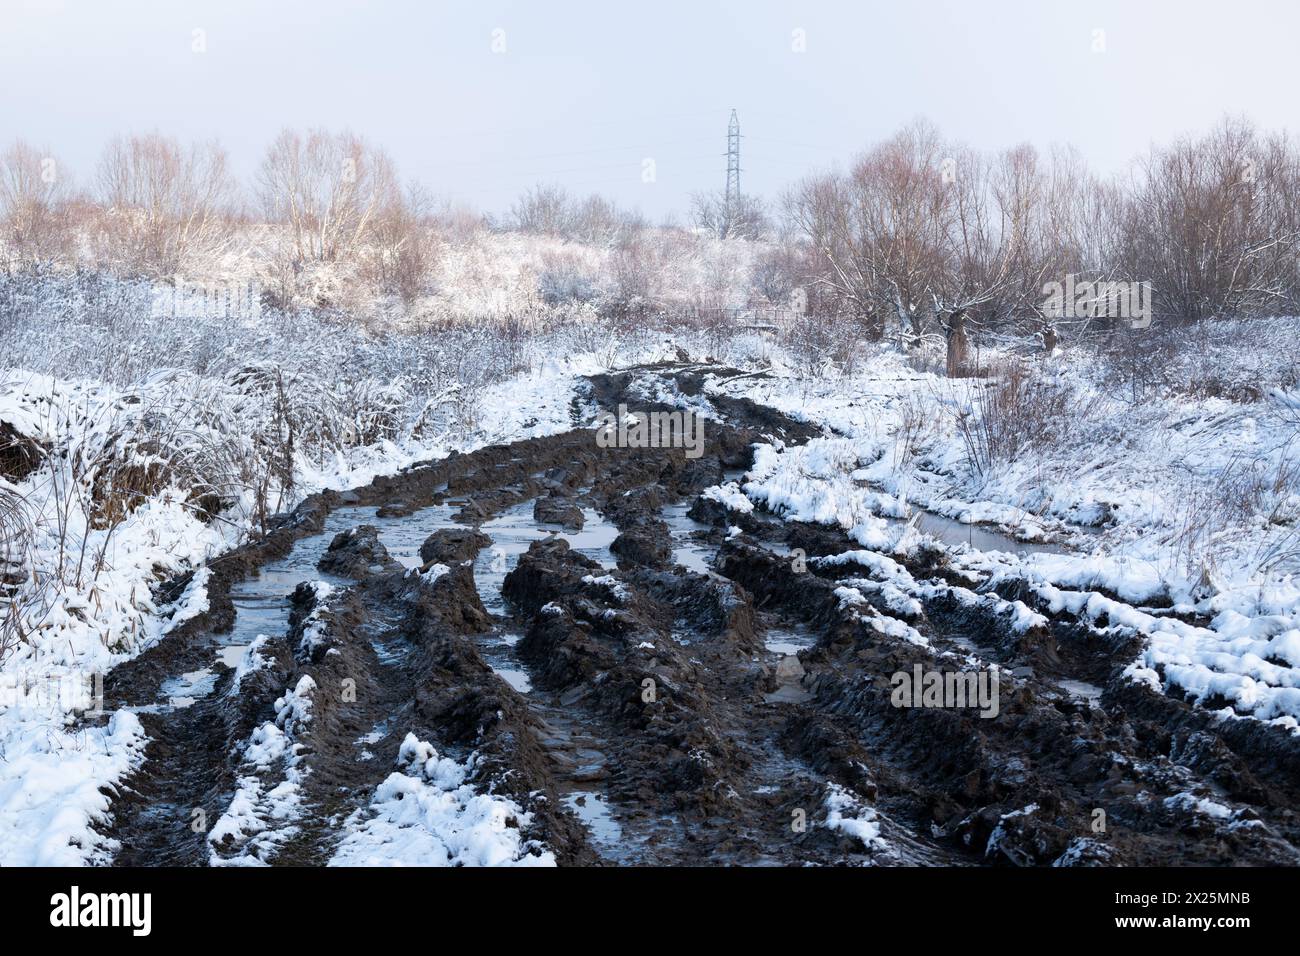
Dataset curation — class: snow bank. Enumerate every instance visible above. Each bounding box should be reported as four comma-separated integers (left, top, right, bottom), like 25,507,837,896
208,675,317,866
705,345,1300,728
328,733,554,867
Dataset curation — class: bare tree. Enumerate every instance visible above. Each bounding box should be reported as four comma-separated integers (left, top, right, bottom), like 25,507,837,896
0,142,75,268
1117,117,1300,320
257,129,388,264
364,176,437,305
691,190,769,240
96,134,235,277
749,240,804,307
786,120,950,338
787,121,1058,364
571,194,642,247
510,183,575,237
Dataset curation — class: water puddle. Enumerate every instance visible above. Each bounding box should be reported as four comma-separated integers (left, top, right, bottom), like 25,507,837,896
492,666,532,693
370,501,464,569
662,501,718,575
760,623,814,704
1057,678,1104,703
894,511,1068,557
147,504,416,711
146,494,620,711
355,718,392,761
158,667,218,709
763,627,815,656
562,791,623,848
474,500,618,614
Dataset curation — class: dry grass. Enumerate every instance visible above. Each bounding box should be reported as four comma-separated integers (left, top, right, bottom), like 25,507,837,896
952,359,1090,477
1167,441,1300,576
891,393,938,472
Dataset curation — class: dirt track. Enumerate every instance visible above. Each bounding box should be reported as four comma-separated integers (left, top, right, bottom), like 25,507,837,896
95,364,1300,866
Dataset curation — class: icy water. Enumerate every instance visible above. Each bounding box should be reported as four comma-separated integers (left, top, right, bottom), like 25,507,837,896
471,500,618,614
763,627,816,656
140,493,625,712
143,502,471,711
157,667,218,709
562,792,623,847
662,501,718,575
1057,678,1104,703
892,510,1072,556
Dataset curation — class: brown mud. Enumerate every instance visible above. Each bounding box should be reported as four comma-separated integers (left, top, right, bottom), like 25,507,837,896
93,364,1300,866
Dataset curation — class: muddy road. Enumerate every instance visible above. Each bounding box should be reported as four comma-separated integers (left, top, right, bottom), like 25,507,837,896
94,364,1300,866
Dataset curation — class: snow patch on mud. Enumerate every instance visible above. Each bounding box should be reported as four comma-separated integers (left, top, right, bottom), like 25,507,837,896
328,733,555,867
208,675,317,866
823,783,894,863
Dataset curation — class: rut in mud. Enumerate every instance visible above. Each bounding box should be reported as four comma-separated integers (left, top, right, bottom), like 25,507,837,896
94,364,1300,866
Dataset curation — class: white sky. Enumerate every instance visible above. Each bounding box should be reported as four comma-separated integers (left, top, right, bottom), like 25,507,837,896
3,0,1295,219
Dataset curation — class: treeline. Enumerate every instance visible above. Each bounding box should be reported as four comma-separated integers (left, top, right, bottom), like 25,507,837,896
0,131,441,307
2,118,1298,328
783,117,1300,336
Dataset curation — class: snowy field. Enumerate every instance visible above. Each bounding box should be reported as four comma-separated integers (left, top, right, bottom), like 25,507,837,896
2,270,1299,865
699,325,1300,732
0,282,773,865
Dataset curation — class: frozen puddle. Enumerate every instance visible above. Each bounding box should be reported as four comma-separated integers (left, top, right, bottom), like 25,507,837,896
763,627,815,656
158,668,218,709
144,496,614,710
894,511,1068,557
563,791,622,848
369,500,464,569
146,503,427,711
493,667,532,693
356,720,390,746
760,626,814,704
1057,678,1104,703
662,501,717,575
474,500,619,613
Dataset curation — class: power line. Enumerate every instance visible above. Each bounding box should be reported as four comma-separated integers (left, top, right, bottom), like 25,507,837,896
725,108,741,206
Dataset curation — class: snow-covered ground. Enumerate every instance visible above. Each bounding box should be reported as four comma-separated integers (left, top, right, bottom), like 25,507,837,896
0,342,648,866
3,305,1299,864
695,326,1300,731
328,734,554,867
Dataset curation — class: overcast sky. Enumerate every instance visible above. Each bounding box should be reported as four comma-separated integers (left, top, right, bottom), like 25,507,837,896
3,0,1294,219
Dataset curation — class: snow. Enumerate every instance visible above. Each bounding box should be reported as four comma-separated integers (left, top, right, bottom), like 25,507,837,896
0,710,146,866
328,733,555,867
701,481,754,515
822,783,892,861
295,582,335,659
208,676,317,866
0,371,231,865
704,342,1300,730
228,636,272,693
1164,791,1235,820
582,573,629,601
